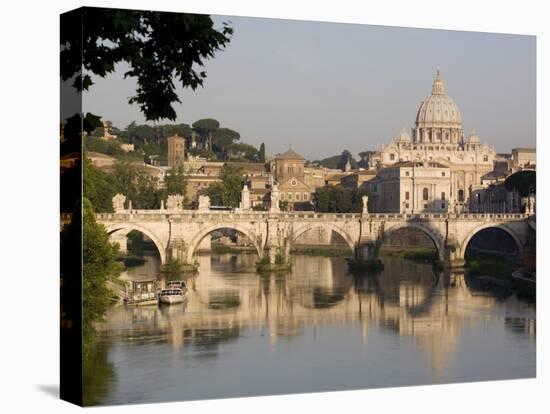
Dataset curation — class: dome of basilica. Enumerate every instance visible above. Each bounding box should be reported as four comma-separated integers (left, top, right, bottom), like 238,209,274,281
466,129,480,143
415,70,462,128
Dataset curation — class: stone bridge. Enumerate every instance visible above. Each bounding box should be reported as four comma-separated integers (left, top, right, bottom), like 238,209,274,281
62,208,534,269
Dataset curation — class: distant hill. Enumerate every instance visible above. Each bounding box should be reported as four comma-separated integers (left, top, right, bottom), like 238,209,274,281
311,154,359,170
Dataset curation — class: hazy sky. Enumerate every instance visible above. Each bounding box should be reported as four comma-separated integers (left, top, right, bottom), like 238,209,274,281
83,15,535,160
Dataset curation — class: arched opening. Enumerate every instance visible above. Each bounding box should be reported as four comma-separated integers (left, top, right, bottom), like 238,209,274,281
463,227,522,276
186,226,262,267
292,225,355,257
107,225,166,265
380,225,443,262
107,227,164,294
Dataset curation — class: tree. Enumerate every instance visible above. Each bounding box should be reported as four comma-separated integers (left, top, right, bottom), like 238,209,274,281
165,166,189,199
313,185,369,213
110,160,164,209
80,198,119,338
259,142,266,163
84,135,125,157
192,118,220,153
212,127,240,160
505,170,536,197
337,150,353,170
61,112,103,156
61,9,233,121
162,123,193,139
134,174,162,209
312,150,358,170
83,157,115,212
203,164,243,207
229,142,260,162
112,160,139,204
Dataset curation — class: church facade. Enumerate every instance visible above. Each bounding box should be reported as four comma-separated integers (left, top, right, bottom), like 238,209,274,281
367,70,498,213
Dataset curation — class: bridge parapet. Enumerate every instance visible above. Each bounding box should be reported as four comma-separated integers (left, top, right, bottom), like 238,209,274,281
92,210,530,221
61,208,532,271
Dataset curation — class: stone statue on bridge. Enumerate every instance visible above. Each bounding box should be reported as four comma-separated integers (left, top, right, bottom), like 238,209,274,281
198,194,210,212
166,194,184,210
362,195,369,215
112,193,126,213
240,184,251,211
270,184,280,212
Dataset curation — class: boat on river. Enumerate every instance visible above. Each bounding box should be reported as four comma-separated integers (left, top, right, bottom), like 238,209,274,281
158,288,187,304
166,280,187,290
123,279,158,306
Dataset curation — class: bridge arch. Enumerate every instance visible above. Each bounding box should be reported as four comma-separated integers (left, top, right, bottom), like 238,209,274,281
105,223,167,265
292,223,356,253
186,223,263,263
382,222,445,261
459,223,524,260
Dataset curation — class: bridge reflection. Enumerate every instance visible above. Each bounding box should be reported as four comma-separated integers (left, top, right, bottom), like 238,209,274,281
99,254,534,379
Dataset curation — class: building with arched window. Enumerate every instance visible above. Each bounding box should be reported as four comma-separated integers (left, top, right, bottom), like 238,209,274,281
268,147,314,210
372,161,451,213
359,69,536,213
365,70,497,212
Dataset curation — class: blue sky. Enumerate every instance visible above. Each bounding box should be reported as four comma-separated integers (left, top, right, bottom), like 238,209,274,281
83,14,536,160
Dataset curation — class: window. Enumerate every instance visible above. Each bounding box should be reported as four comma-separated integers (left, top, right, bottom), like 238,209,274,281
483,155,489,162
442,172,446,177
458,189,464,202
390,153,395,161
441,192,445,201
288,193,293,201
405,203,409,208
423,188,429,201
405,171,410,176
441,202,446,209
405,191,410,200
424,204,428,209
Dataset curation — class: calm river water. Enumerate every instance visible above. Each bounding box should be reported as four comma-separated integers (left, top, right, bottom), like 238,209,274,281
85,252,536,405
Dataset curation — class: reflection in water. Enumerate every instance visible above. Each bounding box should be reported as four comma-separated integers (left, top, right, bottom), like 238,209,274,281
88,252,536,405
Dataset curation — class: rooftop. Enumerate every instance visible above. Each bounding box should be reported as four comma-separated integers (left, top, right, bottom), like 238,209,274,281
275,146,305,160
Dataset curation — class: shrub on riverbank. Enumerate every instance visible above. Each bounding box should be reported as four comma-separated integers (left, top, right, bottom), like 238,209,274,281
292,245,353,257
211,244,255,254
380,247,438,262
466,252,519,278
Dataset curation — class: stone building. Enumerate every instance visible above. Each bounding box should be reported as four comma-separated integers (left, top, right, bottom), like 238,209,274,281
370,161,452,213
270,146,305,181
340,169,377,190
167,133,185,167
367,70,498,212
303,165,326,189
511,148,536,170
269,147,314,210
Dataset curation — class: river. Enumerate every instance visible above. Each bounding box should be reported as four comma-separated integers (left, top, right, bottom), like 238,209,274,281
84,252,536,406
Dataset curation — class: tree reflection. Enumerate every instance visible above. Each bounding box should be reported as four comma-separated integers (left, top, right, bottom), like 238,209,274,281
83,336,116,406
